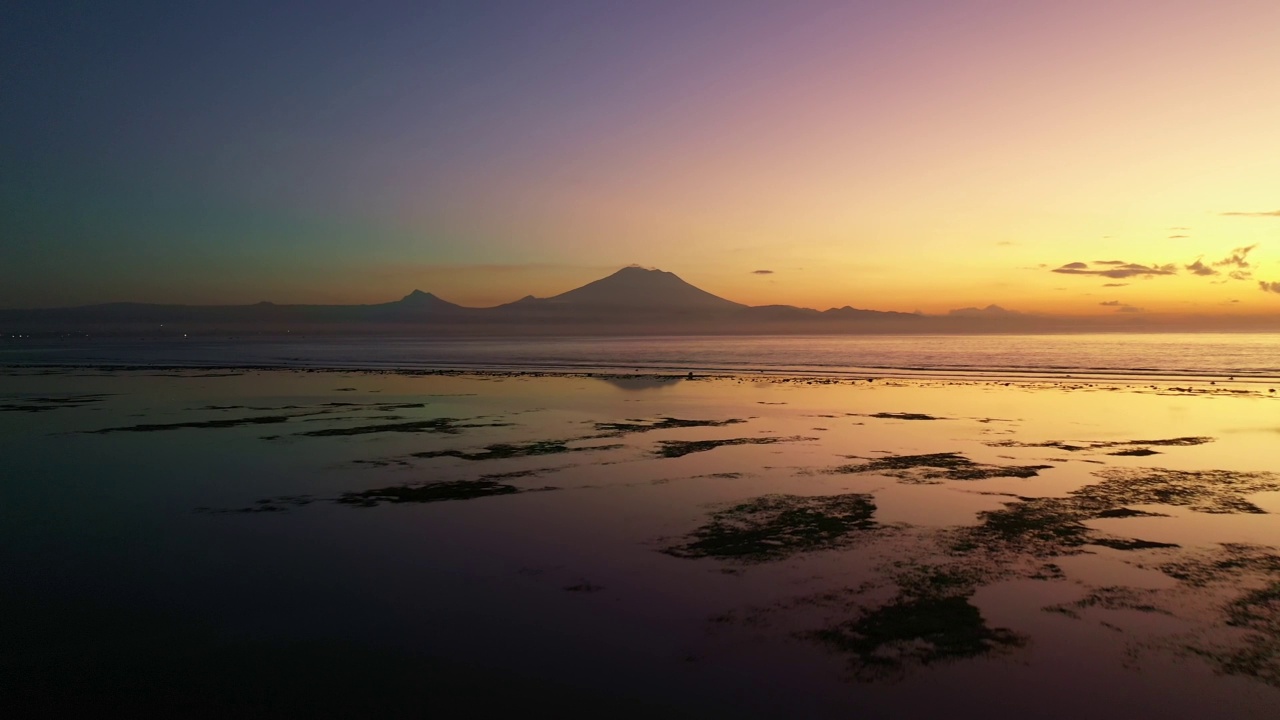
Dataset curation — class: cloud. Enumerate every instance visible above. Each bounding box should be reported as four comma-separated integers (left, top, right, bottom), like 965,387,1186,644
1102,283,1129,287
1052,261,1176,279
751,269,774,275
1170,226,1190,230
1221,210,1280,217
1229,270,1253,281
1094,260,1126,265
1099,300,1121,306
1168,235,1188,239
1261,281,1280,294
1214,244,1257,268
1185,259,1219,276
996,241,1016,247
1115,304,1144,313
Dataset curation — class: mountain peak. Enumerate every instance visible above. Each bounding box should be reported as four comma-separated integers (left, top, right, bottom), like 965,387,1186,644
399,289,438,303
613,265,669,276
545,266,744,311
393,290,463,311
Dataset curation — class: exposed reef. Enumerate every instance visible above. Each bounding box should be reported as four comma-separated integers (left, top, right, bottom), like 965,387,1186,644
336,480,538,506
414,440,623,462
654,435,815,459
593,417,746,436
831,452,1052,483
663,493,880,562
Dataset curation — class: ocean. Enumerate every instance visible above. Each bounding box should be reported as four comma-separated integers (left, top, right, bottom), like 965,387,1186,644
3,333,1279,380
5,340,1280,715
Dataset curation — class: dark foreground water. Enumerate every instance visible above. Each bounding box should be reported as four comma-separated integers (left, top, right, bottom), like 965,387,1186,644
3,366,1280,717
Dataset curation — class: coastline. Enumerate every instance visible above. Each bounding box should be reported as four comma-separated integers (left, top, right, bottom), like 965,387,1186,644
4,333,1280,384
5,362,1279,392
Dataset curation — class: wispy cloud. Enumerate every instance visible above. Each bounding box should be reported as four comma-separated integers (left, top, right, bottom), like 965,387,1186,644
1052,246,1261,284
1168,235,1188,239
1115,304,1144,313
1102,282,1129,287
1099,300,1121,306
751,269,774,275
1185,259,1218,276
1222,210,1280,217
1214,244,1257,268
1052,261,1176,279
1261,281,1280,294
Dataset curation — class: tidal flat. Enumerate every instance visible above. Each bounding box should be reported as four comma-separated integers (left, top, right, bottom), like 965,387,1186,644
2,367,1280,717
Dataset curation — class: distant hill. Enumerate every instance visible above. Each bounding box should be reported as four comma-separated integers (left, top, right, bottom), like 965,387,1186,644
394,290,463,311
487,266,746,323
542,266,745,311
0,265,1080,335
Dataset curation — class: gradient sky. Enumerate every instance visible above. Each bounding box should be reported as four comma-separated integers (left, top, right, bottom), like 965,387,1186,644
4,0,1279,316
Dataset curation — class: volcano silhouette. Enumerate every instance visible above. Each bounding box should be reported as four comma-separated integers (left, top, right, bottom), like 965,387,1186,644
535,266,744,311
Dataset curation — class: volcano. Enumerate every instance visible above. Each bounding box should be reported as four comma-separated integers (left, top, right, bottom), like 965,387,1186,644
536,266,745,311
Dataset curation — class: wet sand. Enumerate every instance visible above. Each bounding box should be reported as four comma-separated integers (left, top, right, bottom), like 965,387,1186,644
2,367,1279,717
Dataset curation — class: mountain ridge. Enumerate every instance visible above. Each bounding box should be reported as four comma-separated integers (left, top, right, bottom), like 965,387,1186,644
0,266,872,315
7,265,1247,335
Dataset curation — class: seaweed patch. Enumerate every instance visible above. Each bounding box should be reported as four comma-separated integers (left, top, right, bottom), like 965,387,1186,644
195,495,316,514
299,417,510,437
563,582,605,593
593,417,746,436
654,435,816,459
1089,537,1180,551
858,412,947,421
336,480,549,507
953,496,1095,556
1043,586,1172,619
0,393,112,413
831,452,1052,484
90,415,294,433
807,594,1026,679
1157,544,1280,587
987,436,1213,454
662,493,880,562
1077,467,1280,515
1155,545,1280,686
414,440,623,462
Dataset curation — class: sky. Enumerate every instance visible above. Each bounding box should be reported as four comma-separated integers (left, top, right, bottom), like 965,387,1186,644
3,0,1279,317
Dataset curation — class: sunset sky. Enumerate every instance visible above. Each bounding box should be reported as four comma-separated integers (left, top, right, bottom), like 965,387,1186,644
4,1,1279,316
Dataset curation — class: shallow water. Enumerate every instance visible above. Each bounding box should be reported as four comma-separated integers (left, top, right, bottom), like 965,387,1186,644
2,368,1279,716
6,332,1280,380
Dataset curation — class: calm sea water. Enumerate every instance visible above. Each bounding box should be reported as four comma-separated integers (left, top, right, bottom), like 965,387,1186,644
4,368,1279,716
3,333,1279,379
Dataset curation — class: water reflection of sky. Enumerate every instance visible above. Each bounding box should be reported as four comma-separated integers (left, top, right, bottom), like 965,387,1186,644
2,369,1279,716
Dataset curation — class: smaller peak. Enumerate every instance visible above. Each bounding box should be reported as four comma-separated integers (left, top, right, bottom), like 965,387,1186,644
400,289,437,302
